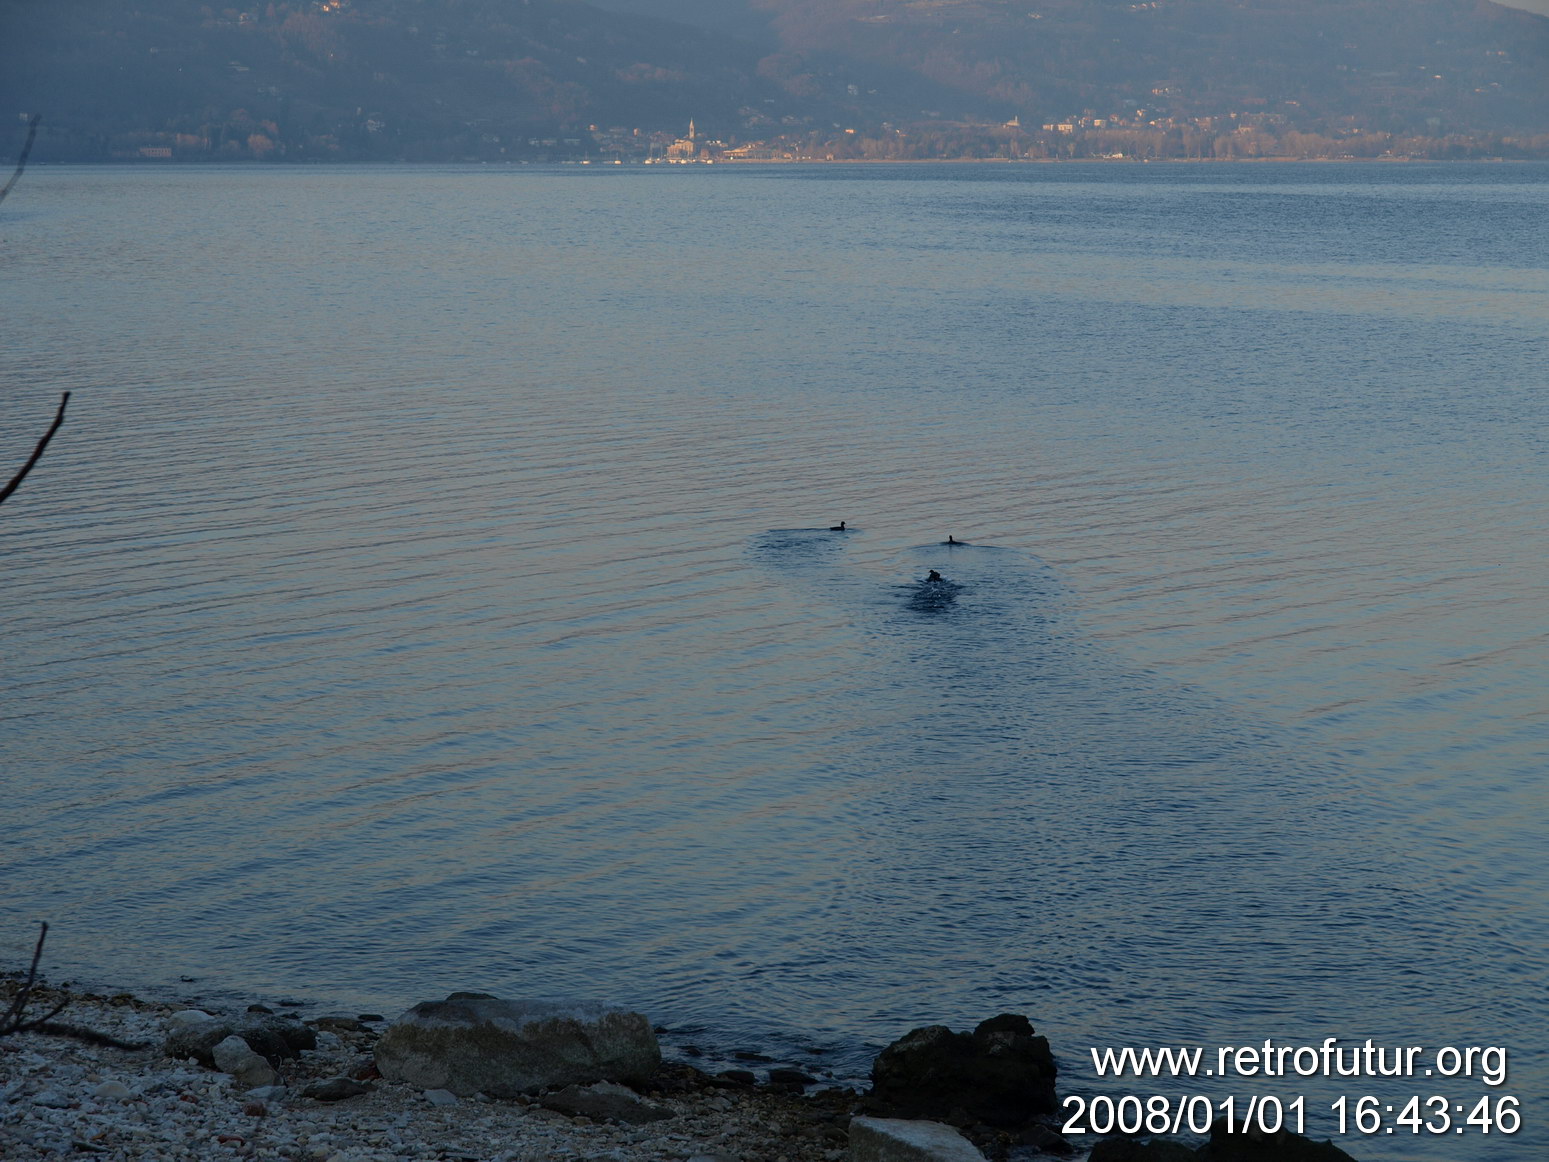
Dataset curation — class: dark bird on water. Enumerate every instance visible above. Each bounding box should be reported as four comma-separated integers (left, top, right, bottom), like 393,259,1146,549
830,520,847,531
928,569,943,582
947,535,960,544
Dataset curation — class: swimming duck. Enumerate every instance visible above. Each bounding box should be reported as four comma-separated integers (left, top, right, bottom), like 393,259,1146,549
830,520,847,531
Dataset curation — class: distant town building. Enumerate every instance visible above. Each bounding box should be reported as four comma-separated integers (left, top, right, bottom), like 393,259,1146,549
666,120,698,160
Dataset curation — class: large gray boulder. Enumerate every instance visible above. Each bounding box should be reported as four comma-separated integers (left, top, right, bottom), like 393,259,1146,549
373,993,661,1098
849,1116,987,1162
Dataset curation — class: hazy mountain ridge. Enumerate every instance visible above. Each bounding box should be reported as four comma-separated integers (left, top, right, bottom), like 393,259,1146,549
3,0,1548,161
746,0,1549,130
0,0,811,160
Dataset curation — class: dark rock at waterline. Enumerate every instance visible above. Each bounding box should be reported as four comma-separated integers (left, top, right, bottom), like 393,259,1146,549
647,1060,720,1096
1196,1120,1359,1161
769,1068,818,1086
1091,1124,1360,1162
1089,1137,1200,1162
717,1069,758,1086
165,1013,317,1066
1022,1121,1076,1154
869,1014,1057,1128
239,1015,318,1058
373,993,660,1098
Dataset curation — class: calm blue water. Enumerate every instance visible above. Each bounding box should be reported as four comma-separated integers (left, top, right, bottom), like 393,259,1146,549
3,162,1547,1157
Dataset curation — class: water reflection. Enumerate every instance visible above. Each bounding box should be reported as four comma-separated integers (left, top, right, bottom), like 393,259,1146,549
3,165,1545,1159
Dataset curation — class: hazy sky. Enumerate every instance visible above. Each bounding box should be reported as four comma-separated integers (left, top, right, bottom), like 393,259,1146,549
1496,0,1549,13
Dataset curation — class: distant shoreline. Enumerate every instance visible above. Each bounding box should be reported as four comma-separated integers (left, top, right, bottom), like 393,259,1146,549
19,154,1548,168
709,155,1526,164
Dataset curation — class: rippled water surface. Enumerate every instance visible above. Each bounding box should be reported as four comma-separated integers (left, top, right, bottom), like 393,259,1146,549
3,162,1547,1157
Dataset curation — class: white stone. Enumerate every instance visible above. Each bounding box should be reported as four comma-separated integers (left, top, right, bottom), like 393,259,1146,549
166,1009,217,1030
848,1116,987,1162
93,1080,134,1101
425,1089,459,1107
212,1034,278,1088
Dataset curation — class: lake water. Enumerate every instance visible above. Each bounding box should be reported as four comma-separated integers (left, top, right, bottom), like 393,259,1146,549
2,161,1546,1158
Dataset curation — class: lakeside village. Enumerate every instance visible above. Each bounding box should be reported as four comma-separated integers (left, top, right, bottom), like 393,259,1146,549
115,109,1549,164
601,113,1549,163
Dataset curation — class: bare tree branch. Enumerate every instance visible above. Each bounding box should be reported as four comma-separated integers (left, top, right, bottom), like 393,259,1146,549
0,113,42,208
0,391,70,508
27,1020,149,1051
1,922,72,1038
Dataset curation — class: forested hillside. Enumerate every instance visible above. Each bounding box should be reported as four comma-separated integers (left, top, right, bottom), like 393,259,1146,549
3,0,1548,161
0,0,808,160
747,0,1549,131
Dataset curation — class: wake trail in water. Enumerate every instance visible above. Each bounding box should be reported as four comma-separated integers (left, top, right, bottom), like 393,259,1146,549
745,528,1512,1101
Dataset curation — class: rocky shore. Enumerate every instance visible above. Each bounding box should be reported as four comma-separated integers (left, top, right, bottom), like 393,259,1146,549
0,983,858,1162
2,977,1359,1162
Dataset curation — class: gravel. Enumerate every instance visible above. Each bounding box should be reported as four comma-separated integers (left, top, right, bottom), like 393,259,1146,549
0,987,856,1162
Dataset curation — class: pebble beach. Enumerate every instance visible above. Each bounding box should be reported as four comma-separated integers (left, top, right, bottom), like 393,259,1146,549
0,983,856,1162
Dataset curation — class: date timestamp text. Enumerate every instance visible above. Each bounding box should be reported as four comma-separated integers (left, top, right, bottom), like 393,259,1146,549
1061,1093,1521,1138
